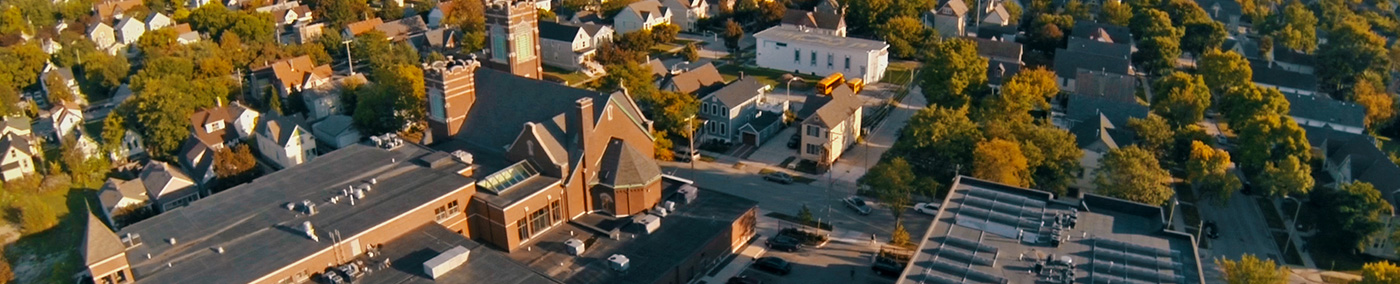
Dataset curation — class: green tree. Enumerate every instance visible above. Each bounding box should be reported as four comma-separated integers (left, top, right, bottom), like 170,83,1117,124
1220,85,1288,124
1004,1,1022,25
980,68,1057,123
920,38,988,108
82,51,130,91
315,0,373,27
889,106,983,191
1197,49,1252,95
759,0,785,23
377,0,404,20
861,157,916,221
599,61,659,100
644,91,699,138
846,0,891,34
1027,14,1073,53
0,6,31,37
1130,8,1180,40
1232,114,1309,172
1151,72,1212,127
1255,155,1313,198
891,223,912,246
1012,123,1083,195
266,89,284,115
1362,261,1400,284
1187,140,1240,203
1127,114,1174,158
100,114,127,153
1095,146,1173,205
1319,181,1394,251
973,138,1031,187
1319,20,1390,96
43,72,76,105
1100,1,1133,26
0,42,48,91
880,16,935,59
1160,0,1210,25
651,23,680,44
213,144,257,179
1133,36,1182,75
1266,0,1317,53
797,204,815,226
1063,0,1091,21
723,19,744,51
1217,254,1287,284
682,43,700,62
1181,20,1226,56
137,28,181,57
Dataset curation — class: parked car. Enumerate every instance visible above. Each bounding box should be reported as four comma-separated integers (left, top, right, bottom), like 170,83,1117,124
753,256,793,275
913,202,940,215
764,172,794,184
674,148,700,162
1204,220,1220,239
766,235,803,252
843,196,872,215
787,133,800,149
727,276,762,284
871,258,905,276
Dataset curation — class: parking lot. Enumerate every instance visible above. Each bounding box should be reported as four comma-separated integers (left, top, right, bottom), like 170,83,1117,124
730,239,900,284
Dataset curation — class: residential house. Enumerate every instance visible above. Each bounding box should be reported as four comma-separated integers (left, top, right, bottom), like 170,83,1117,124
1222,36,1262,60
114,16,145,46
538,21,611,74
1052,37,1133,92
970,37,1023,90
780,9,847,37
923,0,968,38
1061,93,1148,192
0,134,36,181
1,116,32,139
144,13,172,31
814,0,841,14
660,62,726,95
1250,59,1322,97
311,115,361,149
40,63,84,104
1304,130,1400,259
1269,49,1316,74
408,27,460,57
40,38,62,55
50,103,85,140
698,77,787,146
1196,0,1244,34
977,0,1011,27
139,161,200,212
428,1,454,28
1283,92,1364,134
228,102,262,139
797,84,862,165
1070,21,1133,46
754,26,890,82
290,23,324,44
1073,69,1139,103
254,114,316,169
171,24,200,44
271,5,313,26
562,10,608,26
661,0,708,31
93,0,143,22
249,56,333,99
109,129,145,163
177,140,216,185
96,178,149,228
375,15,429,42
613,0,672,35
343,17,385,38
301,74,365,121
189,105,237,150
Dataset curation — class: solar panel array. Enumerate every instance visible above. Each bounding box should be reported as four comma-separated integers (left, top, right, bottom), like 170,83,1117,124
951,190,1048,239
1087,237,1187,284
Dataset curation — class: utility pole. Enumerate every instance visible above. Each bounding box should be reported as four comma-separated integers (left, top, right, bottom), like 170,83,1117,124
342,40,356,75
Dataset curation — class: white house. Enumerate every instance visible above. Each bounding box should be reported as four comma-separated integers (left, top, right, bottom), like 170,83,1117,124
613,0,672,35
539,21,613,73
87,22,117,51
753,26,890,83
661,0,708,31
0,134,36,182
114,16,145,46
140,161,200,212
254,115,317,169
40,63,84,104
798,85,862,165
109,129,145,162
50,103,84,140
923,0,967,38
145,12,173,31
96,177,149,228
228,101,261,140
312,115,361,149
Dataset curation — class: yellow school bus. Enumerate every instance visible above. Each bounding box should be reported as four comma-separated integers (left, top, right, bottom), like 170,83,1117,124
816,73,845,95
846,78,864,94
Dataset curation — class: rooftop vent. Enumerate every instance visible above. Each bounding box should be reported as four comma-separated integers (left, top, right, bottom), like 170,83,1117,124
212,247,225,254
370,133,404,149
302,221,319,242
450,150,474,165
302,200,317,215
607,254,630,271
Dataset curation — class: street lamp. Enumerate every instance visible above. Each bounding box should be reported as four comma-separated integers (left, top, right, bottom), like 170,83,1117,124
1165,198,1179,230
341,40,356,75
783,75,801,101
1282,196,1303,257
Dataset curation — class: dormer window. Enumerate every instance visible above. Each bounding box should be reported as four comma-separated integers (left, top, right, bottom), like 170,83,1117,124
204,121,224,133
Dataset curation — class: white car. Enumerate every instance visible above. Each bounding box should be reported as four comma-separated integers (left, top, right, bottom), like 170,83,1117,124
914,203,940,215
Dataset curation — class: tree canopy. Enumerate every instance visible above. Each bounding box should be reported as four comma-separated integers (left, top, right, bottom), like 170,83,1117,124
880,16,937,59
1186,140,1241,203
1151,72,1212,127
1217,254,1287,284
981,68,1057,123
1198,49,1253,95
1317,181,1394,251
1362,261,1400,284
920,38,988,109
973,139,1031,187
1094,146,1173,206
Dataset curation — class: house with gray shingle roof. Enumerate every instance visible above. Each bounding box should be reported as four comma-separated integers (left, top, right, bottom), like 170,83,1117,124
1283,92,1364,134
97,177,150,228
312,115,361,149
661,63,725,95
614,0,672,35
1251,59,1322,97
798,84,862,165
140,161,199,212
0,134,36,182
83,209,132,284
781,9,847,37
254,114,317,169
698,77,787,146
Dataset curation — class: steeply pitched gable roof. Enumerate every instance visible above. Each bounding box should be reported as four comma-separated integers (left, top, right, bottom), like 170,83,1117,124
597,138,662,188
0,134,33,157
1250,59,1319,93
667,63,726,94
257,114,309,147
937,0,969,17
703,76,767,107
1071,22,1132,44
539,20,584,42
84,210,125,265
140,161,195,199
805,85,862,128
625,0,670,21
781,10,845,30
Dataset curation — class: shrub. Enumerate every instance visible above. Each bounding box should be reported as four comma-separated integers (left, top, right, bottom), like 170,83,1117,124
779,228,828,245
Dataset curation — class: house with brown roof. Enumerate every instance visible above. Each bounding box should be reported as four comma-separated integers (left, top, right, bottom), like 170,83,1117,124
780,9,847,37
254,114,317,169
250,55,333,99
343,17,385,38
271,5,313,26
614,0,672,34
797,84,862,165
661,62,726,95
374,15,429,42
93,0,143,22
83,210,131,284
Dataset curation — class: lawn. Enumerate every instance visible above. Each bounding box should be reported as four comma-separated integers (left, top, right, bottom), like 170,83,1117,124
1272,231,1304,266
1281,199,1317,231
3,186,90,284
1309,232,1370,272
542,66,593,86
649,43,683,57
1256,197,1286,231
715,64,822,89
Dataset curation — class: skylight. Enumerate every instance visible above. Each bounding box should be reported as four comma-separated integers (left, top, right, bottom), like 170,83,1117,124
479,160,539,194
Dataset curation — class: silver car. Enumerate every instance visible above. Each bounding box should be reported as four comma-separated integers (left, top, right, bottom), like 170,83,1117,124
843,196,872,215
913,203,940,215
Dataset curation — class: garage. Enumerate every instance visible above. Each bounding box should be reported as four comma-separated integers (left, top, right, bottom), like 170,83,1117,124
741,132,758,145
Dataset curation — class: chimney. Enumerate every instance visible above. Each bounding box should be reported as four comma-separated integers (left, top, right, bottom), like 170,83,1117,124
569,97,595,160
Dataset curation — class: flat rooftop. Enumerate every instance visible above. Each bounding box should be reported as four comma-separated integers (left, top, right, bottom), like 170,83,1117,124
753,26,889,51
362,223,560,284
899,176,1204,284
505,177,758,284
116,143,477,284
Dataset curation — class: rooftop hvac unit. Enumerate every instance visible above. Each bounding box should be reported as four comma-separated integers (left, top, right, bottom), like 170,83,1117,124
636,214,661,234
663,201,676,212
652,206,669,217
675,185,698,204
565,238,586,256
607,254,630,272
423,246,471,279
